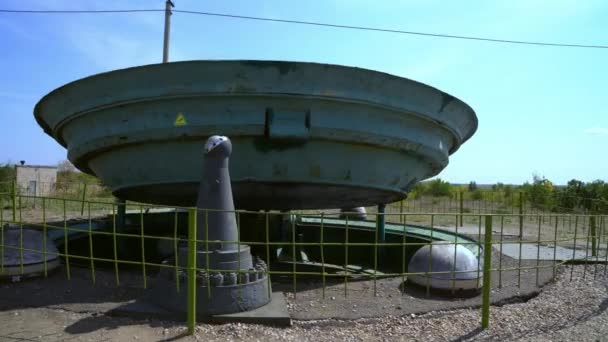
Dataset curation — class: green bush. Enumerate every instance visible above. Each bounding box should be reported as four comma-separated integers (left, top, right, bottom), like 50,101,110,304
425,179,453,197
0,163,15,195
468,181,478,191
554,179,608,213
522,175,555,211
408,182,427,199
407,179,454,198
471,189,484,201
503,185,514,200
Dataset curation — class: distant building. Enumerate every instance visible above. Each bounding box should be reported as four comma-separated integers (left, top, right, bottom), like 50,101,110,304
15,165,58,196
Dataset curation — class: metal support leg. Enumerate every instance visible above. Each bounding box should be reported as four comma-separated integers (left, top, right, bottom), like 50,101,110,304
378,203,386,262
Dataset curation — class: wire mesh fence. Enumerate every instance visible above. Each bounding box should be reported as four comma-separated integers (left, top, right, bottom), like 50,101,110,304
386,190,608,217
3,179,608,220
0,192,607,333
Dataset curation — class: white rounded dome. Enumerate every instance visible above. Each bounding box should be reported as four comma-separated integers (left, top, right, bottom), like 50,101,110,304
408,243,482,291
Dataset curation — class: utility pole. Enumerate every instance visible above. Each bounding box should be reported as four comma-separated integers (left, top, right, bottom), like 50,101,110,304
163,0,175,63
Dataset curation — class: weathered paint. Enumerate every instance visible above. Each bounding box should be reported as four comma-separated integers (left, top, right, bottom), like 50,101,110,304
34,60,477,209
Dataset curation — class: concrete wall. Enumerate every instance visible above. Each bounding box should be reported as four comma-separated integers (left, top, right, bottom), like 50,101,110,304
15,165,58,196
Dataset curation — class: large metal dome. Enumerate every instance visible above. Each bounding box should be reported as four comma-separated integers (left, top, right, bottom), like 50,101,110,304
34,60,477,209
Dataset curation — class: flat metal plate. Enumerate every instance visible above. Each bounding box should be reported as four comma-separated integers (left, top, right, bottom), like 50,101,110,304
1,227,58,269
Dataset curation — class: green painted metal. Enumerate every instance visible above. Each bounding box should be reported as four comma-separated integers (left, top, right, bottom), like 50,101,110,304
1,202,4,273
481,215,492,329
187,209,197,334
265,213,272,299
536,216,542,285
139,206,147,289
11,180,16,223
63,200,71,280
116,198,126,233
518,192,524,238
18,196,23,275
320,213,326,298
590,215,597,257
173,210,180,293
42,199,47,277
298,216,481,256
426,215,434,297
375,204,386,296
459,191,464,227
112,204,120,286
553,217,558,278
377,204,386,243
80,184,87,216
87,203,96,284
34,60,477,210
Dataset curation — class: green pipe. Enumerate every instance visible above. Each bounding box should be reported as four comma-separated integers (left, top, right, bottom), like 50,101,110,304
377,204,386,266
481,215,493,329
378,204,386,243
187,208,197,334
116,198,126,231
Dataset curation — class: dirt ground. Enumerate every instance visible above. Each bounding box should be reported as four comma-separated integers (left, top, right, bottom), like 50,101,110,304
0,245,557,342
0,264,606,341
1,204,605,341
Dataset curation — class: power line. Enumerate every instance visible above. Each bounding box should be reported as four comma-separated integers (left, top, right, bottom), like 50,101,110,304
176,10,608,49
1,8,607,49
0,9,163,14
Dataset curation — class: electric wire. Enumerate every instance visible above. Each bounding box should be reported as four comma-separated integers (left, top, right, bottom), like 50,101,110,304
0,8,606,49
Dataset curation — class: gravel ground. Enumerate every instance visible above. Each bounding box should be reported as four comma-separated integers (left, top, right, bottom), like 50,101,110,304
1,264,607,341
278,247,553,320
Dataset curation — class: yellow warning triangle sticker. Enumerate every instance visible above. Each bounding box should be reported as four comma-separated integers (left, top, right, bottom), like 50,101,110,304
174,113,187,127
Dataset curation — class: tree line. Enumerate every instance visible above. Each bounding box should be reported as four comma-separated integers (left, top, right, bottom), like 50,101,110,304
1,162,607,213
409,175,608,213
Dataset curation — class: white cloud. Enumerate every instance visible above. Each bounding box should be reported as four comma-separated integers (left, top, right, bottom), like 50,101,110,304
584,126,608,135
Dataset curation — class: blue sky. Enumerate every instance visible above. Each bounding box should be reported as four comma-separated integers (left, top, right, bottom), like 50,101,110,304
0,0,606,185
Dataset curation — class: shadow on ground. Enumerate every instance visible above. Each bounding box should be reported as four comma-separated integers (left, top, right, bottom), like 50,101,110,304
0,246,557,337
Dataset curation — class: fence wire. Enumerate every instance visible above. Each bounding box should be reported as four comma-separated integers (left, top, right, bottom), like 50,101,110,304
0,191,607,333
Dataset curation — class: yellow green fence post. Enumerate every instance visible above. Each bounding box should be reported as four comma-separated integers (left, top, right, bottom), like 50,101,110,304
80,183,88,215
459,191,464,227
11,179,16,223
590,215,597,257
518,192,524,239
481,215,493,329
377,204,386,244
187,208,198,334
